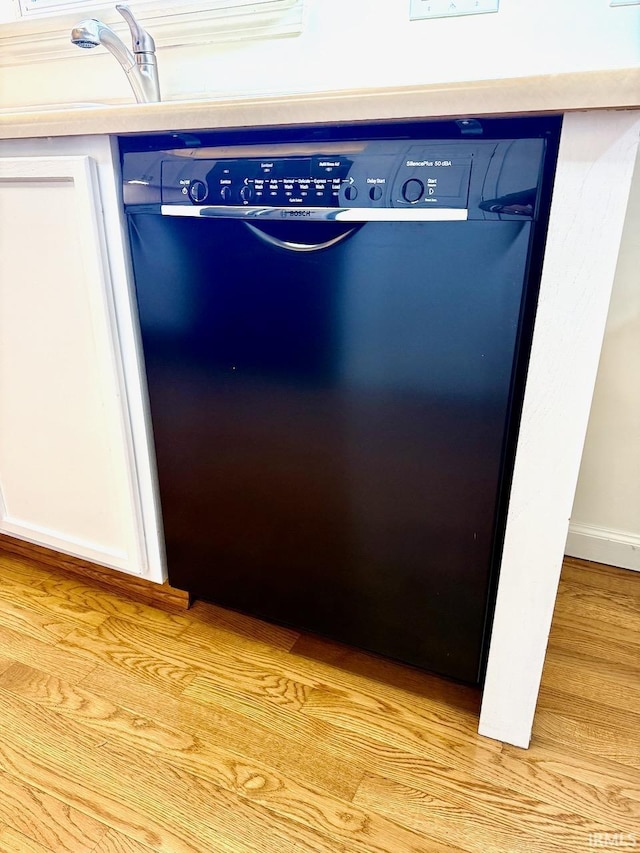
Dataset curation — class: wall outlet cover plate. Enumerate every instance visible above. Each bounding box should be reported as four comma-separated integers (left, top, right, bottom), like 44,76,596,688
410,0,499,20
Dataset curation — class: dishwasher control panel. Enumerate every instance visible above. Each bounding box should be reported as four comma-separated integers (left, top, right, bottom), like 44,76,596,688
161,147,474,210
123,129,550,220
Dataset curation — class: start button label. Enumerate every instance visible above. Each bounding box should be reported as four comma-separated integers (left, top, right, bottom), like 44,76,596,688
394,153,472,207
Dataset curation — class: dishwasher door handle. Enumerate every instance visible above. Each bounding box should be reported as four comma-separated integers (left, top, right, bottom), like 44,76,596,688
242,221,359,253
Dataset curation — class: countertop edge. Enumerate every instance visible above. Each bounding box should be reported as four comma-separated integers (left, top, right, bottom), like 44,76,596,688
1,68,639,139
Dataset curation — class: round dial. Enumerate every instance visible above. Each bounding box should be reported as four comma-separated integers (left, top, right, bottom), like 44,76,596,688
188,180,207,203
240,185,254,203
220,186,232,202
343,185,358,201
402,178,424,203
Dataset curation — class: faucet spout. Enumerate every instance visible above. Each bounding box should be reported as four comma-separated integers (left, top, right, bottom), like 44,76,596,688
71,5,160,104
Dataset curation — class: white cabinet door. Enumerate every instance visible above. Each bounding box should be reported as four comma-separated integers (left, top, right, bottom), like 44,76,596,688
0,152,158,577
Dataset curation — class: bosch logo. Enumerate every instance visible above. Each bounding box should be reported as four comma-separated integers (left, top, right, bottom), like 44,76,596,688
282,210,311,217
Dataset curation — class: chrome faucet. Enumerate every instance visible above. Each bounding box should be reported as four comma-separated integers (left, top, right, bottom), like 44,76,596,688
71,4,160,104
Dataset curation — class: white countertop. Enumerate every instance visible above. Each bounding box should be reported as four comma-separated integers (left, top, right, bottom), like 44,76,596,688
1,67,639,139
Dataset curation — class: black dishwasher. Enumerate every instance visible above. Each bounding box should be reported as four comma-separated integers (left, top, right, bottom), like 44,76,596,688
121,116,560,683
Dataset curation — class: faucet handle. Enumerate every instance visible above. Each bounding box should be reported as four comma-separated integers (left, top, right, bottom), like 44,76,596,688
116,4,156,53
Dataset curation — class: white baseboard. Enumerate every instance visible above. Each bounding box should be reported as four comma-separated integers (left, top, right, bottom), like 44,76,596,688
565,522,640,572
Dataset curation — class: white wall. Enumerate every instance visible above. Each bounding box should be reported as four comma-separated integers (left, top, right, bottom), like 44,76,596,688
0,0,638,570
0,0,639,106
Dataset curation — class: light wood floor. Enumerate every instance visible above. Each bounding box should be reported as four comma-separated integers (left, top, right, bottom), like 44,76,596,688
0,551,637,853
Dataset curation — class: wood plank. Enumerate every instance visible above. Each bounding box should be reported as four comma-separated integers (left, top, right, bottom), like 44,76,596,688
0,825,54,853
0,624,96,684
540,649,640,716
0,535,189,611
561,556,640,596
0,663,199,754
0,694,217,853
184,674,551,849
354,772,633,853
498,737,640,815
0,551,53,587
0,687,354,853
1,660,333,793
93,830,157,853
0,770,107,853
0,597,101,645
55,622,196,694
70,616,317,711
0,540,637,853
179,624,497,793
534,691,640,771
1,548,184,646
100,613,481,737
0,662,462,853
299,685,498,760
183,669,313,712
290,633,480,714
550,579,640,647
297,684,640,835
0,574,109,631
185,599,300,652
354,718,640,824
546,619,640,670
35,575,193,639
183,669,363,760
81,664,362,802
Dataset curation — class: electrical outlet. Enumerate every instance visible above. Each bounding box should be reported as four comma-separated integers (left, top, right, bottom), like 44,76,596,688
410,0,499,20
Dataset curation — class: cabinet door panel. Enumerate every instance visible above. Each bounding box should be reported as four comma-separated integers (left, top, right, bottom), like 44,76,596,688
0,155,143,572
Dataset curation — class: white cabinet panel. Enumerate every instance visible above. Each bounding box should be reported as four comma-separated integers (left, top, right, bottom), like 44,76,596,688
0,154,146,573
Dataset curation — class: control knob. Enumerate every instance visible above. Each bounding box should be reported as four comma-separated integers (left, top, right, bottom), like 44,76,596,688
220,186,232,202
240,185,254,203
402,178,424,203
188,180,207,203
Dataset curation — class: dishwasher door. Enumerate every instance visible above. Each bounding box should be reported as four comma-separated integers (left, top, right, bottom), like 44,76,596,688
128,212,532,683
